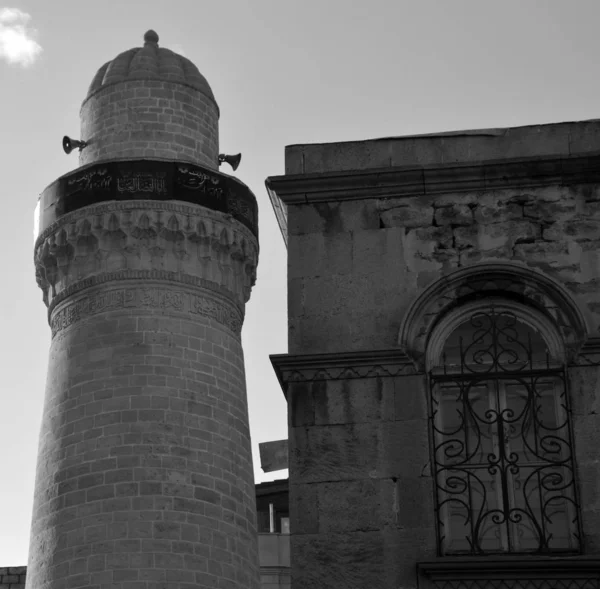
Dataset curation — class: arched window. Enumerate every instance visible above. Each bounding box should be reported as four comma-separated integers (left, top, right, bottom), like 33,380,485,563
427,300,581,555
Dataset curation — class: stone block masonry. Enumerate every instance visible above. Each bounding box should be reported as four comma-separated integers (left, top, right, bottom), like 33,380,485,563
283,183,600,355
0,568,26,589
28,299,257,589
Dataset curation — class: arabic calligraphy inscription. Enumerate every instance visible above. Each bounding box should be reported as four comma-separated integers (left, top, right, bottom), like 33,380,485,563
117,173,167,195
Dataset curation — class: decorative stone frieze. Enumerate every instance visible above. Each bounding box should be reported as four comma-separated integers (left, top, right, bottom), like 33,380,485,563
34,200,258,309
50,283,243,337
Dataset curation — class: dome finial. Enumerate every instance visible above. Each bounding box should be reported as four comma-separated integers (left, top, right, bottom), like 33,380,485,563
144,30,159,45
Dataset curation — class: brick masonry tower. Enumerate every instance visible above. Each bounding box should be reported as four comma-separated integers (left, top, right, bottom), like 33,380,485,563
29,31,260,589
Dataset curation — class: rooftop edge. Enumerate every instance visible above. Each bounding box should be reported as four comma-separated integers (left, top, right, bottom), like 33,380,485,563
284,119,600,175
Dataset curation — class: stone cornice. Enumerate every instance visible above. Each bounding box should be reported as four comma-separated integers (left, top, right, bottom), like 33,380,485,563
34,200,258,309
417,556,600,584
266,151,600,205
571,337,600,366
269,340,600,398
270,349,416,397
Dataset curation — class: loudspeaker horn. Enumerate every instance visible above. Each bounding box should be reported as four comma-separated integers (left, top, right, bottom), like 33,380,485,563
62,136,88,154
218,153,241,171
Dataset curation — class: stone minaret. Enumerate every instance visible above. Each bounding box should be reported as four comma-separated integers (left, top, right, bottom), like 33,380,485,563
30,31,260,589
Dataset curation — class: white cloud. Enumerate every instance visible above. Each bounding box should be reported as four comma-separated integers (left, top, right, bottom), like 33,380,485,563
0,7,42,67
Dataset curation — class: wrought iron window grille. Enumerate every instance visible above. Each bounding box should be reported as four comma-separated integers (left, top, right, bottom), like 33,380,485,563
429,305,581,556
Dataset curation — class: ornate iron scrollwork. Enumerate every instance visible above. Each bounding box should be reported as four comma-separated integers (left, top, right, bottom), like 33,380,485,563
430,307,581,555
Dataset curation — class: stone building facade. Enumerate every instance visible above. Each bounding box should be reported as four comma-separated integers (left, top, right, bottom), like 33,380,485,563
29,31,260,589
267,122,600,588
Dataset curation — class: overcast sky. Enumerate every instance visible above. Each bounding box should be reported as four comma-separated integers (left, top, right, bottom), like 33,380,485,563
2,0,600,567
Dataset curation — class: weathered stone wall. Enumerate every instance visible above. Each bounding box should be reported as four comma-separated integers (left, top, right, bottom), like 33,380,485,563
0,568,25,589
288,183,598,355
80,80,219,169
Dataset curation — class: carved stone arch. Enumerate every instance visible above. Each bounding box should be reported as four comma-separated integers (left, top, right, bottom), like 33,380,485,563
425,297,566,370
398,262,588,369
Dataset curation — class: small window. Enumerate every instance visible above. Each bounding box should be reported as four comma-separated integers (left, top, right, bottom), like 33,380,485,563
428,303,580,555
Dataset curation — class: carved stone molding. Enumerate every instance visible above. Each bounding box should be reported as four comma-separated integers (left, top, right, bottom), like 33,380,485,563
270,349,416,397
418,556,600,589
46,269,245,319
50,283,243,337
267,152,600,206
571,337,600,367
34,200,259,308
